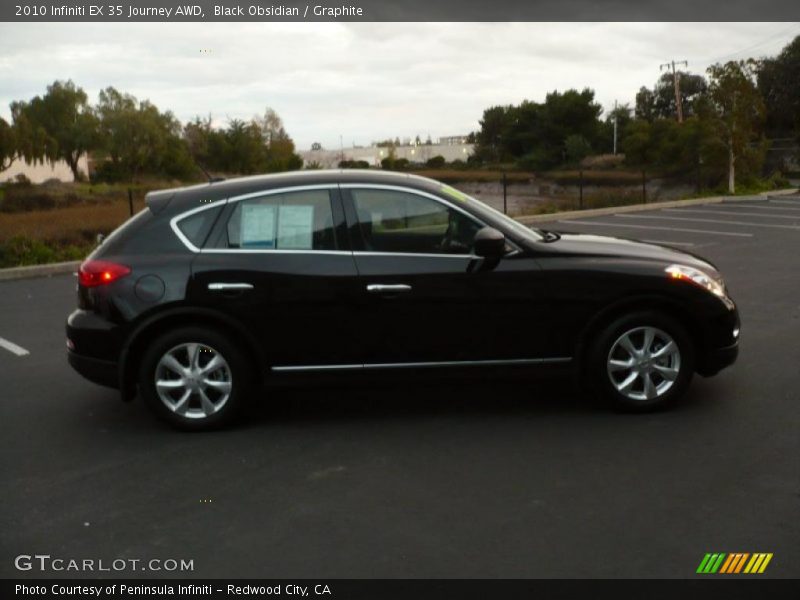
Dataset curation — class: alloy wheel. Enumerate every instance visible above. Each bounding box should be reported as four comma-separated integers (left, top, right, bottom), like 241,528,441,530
606,326,681,402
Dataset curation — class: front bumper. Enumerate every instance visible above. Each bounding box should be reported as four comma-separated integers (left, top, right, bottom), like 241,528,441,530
697,341,739,377
67,350,119,389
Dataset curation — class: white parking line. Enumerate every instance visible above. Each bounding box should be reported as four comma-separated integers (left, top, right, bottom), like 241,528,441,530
557,220,753,237
614,213,800,230
663,208,800,219
721,203,800,211
766,199,800,206
0,336,30,357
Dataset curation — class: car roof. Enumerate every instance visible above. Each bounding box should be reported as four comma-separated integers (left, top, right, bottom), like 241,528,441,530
145,169,444,216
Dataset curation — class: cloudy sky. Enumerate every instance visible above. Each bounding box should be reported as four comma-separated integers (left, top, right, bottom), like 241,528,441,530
1,22,798,150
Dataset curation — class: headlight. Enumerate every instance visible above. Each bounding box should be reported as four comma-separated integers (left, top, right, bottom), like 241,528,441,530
665,264,727,297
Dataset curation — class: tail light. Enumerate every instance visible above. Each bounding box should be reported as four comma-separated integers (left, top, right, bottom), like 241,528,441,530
78,260,131,288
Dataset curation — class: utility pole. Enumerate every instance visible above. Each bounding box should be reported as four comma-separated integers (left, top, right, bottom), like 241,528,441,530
660,59,688,123
613,99,618,155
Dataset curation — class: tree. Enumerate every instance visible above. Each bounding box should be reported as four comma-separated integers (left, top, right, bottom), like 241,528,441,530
699,60,765,193
94,87,193,181
757,35,800,139
636,72,707,122
11,80,96,180
564,134,591,166
0,117,17,171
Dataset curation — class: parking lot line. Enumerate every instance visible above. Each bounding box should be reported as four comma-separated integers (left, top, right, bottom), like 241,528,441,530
766,199,800,206
0,336,30,357
556,220,753,237
663,208,800,219
614,214,800,230
720,203,800,211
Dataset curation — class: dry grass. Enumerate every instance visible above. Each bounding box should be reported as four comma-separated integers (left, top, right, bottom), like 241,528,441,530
0,199,145,245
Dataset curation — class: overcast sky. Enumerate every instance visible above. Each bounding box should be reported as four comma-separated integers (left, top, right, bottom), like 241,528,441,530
1,22,798,150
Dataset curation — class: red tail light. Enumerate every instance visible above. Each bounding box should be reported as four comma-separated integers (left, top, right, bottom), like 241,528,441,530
78,260,131,287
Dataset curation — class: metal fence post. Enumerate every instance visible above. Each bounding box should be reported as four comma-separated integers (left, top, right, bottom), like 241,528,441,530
128,188,134,216
502,171,507,215
579,168,584,210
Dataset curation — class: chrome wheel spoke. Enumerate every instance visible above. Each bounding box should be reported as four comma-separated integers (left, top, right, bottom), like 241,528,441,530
199,354,224,376
608,359,633,372
198,388,217,416
616,371,638,393
652,363,679,381
156,379,185,391
619,334,638,357
651,341,675,360
642,328,655,354
643,373,657,400
173,390,192,415
161,354,188,376
186,343,200,369
203,379,231,394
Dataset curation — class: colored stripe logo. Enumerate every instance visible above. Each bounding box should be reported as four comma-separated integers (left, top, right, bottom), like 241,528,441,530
697,553,773,574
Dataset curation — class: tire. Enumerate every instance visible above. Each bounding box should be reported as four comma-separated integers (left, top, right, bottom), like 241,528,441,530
138,326,252,430
587,311,694,411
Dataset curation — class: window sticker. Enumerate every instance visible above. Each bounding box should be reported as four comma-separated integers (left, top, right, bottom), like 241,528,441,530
241,204,276,248
277,205,314,249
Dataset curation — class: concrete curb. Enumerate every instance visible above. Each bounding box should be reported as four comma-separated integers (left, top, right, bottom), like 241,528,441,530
0,188,796,281
516,188,798,225
0,260,80,282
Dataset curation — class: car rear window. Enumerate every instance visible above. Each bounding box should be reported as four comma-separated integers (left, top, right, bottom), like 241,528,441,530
175,205,224,249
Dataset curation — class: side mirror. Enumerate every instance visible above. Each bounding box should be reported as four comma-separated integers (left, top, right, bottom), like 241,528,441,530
473,227,506,258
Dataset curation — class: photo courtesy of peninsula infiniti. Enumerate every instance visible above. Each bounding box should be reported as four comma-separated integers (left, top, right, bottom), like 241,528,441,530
65,170,740,429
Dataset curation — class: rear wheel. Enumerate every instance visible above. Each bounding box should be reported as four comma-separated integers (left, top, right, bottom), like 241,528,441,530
588,311,694,411
138,327,251,430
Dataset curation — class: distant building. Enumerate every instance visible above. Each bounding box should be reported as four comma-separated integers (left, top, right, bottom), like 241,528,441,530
0,155,90,183
300,143,474,169
438,135,470,145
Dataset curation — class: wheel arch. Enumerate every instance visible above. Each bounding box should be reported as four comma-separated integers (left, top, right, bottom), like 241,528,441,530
118,307,266,401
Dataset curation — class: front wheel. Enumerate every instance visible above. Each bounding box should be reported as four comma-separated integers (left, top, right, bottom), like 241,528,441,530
138,327,252,430
588,312,695,411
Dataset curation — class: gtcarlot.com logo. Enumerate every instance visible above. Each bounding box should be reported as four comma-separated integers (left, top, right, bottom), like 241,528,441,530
697,553,773,574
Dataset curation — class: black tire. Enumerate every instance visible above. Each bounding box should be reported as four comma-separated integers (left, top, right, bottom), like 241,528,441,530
138,326,252,430
586,311,695,412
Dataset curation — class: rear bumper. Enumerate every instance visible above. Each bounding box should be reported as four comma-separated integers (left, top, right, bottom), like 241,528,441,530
67,350,119,389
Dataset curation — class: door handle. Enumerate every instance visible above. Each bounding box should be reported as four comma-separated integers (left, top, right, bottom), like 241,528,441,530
366,284,412,293
208,283,254,291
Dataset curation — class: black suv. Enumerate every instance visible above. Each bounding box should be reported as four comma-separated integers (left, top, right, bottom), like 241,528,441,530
67,170,739,429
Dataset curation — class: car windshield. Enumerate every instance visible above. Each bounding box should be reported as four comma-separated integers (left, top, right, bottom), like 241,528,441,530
438,184,544,243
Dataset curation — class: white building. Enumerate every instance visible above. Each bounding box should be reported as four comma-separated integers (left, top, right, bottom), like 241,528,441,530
1,155,90,183
300,142,474,169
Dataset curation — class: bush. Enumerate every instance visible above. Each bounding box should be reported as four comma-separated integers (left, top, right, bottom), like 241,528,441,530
425,155,446,169
0,236,89,268
338,160,370,169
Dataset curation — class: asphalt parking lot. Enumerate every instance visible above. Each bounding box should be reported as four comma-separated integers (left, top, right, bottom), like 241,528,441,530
1,194,798,579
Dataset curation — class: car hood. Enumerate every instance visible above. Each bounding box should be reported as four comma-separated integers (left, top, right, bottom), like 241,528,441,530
548,232,718,272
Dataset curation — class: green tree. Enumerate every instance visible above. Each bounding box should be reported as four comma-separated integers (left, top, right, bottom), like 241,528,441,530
636,72,707,122
699,60,766,193
10,80,96,180
95,87,193,181
564,134,591,166
0,117,17,171
757,35,800,140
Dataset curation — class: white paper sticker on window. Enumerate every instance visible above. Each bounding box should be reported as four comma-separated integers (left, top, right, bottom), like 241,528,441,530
277,205,314,249
241,204,276,248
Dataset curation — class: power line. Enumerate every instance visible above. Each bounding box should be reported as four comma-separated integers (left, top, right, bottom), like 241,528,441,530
702,24,800,65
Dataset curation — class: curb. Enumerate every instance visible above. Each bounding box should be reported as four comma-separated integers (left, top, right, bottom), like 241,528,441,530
515,188,797,225
0,188,796,282
0,261,80,282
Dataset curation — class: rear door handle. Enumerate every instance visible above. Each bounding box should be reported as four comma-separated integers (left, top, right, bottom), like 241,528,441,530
208,283,254,291
366,284,412,293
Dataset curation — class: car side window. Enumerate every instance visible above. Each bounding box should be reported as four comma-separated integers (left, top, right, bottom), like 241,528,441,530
351,189,482,255
226,189,337,250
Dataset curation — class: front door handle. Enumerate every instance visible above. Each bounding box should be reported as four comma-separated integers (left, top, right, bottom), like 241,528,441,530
208,283,254,291
366,284,412,294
